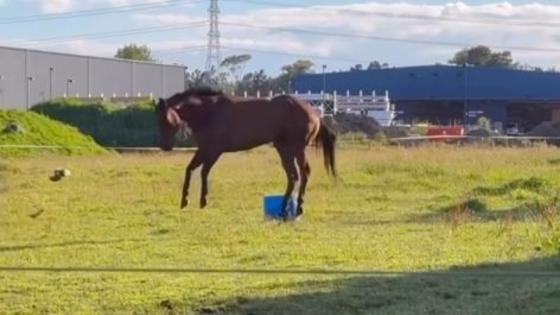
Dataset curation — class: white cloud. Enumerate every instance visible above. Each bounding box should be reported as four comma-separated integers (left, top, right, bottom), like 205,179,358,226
133,13,201,25
10,1,560,70
38,0,74,13
34,0,167,13
134,1,560,68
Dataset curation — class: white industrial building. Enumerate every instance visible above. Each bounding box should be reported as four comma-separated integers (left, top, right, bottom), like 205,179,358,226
0,45,186,109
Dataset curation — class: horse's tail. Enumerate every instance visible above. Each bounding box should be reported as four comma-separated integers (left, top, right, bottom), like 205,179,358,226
317,120,337,178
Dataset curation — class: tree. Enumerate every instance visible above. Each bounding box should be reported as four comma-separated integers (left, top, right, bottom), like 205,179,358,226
350,64,364,71
236,70,273,95
185,69,207,88
449,45,514,68
220,54,252,81
274,59,315,93
115,44,154,62
367,60,389,70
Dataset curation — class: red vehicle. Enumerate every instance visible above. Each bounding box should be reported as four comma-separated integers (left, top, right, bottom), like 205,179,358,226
426,125,465,138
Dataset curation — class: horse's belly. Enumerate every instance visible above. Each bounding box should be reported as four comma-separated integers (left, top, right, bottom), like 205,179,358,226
224,125,277,151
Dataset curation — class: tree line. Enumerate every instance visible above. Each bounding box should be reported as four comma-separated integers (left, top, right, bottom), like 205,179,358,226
115,43,558,94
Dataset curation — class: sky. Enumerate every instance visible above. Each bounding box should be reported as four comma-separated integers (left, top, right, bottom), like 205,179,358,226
1,0,560,75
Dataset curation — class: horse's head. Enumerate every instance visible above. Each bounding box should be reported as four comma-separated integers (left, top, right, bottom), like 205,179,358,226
155,88,221,151
155,97,182,151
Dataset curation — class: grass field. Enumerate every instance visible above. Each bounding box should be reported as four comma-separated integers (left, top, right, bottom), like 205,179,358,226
1,146,560,314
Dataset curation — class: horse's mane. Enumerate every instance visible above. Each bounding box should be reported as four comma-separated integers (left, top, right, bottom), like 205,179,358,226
166,87,224,106
187,86,223,96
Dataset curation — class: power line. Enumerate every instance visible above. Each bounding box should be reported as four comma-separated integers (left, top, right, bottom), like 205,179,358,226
222,0,560,29
0,0,205,25
221,22,560,53
3,22,208,46
221,46,363,63
154,45,209,57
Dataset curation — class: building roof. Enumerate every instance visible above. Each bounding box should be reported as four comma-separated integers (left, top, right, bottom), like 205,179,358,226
292,65,560,101
0,45,186,69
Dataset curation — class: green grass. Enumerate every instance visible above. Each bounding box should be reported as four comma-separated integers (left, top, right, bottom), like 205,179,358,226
0,110,105,156
0,146,559,314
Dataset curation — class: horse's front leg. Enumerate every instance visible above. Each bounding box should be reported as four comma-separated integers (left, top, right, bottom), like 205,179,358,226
181,151,203,209
199,152,221,209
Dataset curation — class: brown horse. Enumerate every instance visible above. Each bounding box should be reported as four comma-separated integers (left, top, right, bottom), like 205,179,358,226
155,87,336,218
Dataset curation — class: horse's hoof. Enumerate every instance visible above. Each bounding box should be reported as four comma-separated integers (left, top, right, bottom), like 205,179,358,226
180,199,189,209
200,199,207,209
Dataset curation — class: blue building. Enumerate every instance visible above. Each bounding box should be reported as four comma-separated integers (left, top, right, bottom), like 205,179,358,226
292,65,560,131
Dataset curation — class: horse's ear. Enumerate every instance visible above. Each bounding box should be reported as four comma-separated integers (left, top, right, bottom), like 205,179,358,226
166,107,183,127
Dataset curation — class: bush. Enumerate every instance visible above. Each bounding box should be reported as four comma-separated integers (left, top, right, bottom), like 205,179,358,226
32,98,195,147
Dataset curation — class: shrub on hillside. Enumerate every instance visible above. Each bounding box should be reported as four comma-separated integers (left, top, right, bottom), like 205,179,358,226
32,98,195,147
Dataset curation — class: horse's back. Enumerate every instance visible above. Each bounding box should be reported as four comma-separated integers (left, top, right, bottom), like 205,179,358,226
215,95,320,151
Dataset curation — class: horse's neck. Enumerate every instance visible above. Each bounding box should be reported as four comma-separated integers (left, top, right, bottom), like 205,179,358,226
181,105,215,132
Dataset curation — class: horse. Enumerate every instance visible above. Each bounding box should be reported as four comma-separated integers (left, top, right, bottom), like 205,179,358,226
155,87,337,219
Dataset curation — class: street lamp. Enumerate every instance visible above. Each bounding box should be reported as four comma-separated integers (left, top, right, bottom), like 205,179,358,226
26,76,34,109
0,75,5,108
322,64,327,94
322,65,327,114
66,79,74,97
463,64,468,126
49,67,55,99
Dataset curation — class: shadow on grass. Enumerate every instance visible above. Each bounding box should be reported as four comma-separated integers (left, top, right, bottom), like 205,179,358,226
148,255,560,315
548,158,560,166
471,177,547,196
407,177,559,225
424,198,542,223
0,238,150,253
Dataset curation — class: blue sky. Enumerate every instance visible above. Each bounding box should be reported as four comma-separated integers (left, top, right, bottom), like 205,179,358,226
1,1,560,75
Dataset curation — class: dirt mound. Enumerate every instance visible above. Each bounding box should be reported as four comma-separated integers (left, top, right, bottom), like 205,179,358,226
328,113,382,138
527,121,560,137
467,128,493,137
382,126,410,138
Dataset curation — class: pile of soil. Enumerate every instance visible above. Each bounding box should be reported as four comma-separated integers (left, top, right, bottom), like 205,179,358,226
466,128,493,137
382,126,411,138
527,121,560,137
328,113,382,138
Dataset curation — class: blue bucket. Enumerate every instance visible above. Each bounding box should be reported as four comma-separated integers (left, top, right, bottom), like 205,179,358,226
263,194,298,219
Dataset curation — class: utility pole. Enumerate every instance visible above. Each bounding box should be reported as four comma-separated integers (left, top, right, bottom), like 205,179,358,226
205,0,221,72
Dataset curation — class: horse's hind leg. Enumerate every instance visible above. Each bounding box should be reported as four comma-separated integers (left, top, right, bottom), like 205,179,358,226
275,145,299,219
295,150,310,217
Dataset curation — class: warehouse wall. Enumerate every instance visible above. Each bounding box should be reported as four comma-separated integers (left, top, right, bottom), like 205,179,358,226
0,46,186,109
